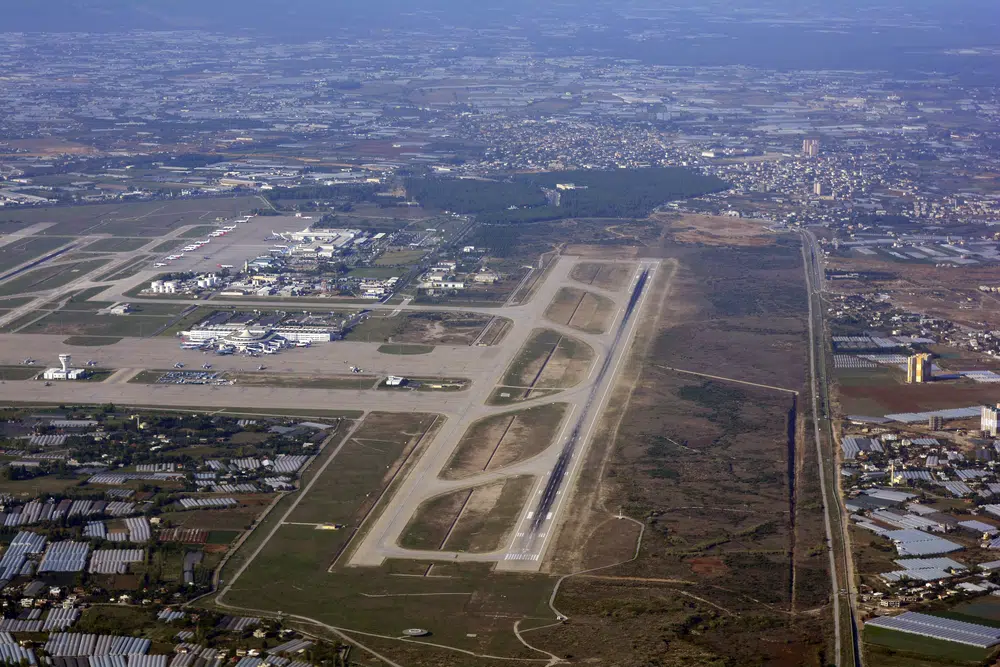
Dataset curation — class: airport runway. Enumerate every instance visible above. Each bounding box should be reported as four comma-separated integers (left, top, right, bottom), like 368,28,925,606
0,254,657,573
346,258,658,571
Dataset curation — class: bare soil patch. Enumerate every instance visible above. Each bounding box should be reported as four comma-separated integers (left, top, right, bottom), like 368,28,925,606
688,556,730,577
838,382,1000,416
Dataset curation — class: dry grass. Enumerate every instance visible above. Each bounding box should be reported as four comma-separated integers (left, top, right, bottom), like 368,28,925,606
666,213,777,247
503,328,595,390
544,286,616,334
442,403,568,479
399,476,534,554
570,262,635,291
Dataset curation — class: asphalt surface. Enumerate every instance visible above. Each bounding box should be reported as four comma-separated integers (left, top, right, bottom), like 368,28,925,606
800,229,861,667
348,259,658,571
0,247,657,573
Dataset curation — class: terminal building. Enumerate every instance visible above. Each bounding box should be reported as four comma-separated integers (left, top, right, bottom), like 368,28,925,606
180,324,338,347
280,227,362,246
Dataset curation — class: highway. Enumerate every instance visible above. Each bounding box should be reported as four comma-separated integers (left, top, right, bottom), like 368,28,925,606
800,229,862,667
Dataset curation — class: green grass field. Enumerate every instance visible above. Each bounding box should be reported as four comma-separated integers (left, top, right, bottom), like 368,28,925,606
443,403,567,479
18,309,175,338
0,197,259,237
217,412,555,662
348,266,404,279
63,336,123,347
96,256,154,282
0,236,73,273
180,225,218,238
377,343,434,355
84,237,150,253
374,249,425,266
285,412,439,526
0,366,41,381
149,239,186,253
0,258,109,297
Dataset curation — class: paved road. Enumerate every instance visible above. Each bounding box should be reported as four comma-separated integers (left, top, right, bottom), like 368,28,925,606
347,259,658,571
497,263,655,570
800,229,860,667
0,254,655,575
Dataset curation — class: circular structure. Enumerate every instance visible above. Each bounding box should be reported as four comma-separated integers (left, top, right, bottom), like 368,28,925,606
402,628,429,637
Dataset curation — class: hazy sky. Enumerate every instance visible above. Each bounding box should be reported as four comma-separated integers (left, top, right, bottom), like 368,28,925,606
7,0,1000,76
7,0,998,33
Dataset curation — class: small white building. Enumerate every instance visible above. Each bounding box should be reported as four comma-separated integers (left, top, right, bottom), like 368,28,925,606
109,303,132,316
386,376,407,386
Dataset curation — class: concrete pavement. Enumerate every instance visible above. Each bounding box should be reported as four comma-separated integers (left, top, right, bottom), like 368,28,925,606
0,255,660,574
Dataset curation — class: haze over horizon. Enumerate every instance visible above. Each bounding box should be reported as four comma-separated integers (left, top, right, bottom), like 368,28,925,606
5,0,1000,76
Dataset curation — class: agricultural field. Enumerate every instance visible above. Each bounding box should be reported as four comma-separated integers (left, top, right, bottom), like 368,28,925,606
441,403,568,479
863,625,994,666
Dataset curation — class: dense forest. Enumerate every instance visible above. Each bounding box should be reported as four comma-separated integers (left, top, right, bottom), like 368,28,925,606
403,177,547,214
407,168,728,223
